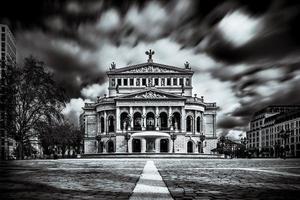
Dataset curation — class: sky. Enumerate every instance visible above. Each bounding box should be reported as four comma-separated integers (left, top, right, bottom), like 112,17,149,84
1,0,300,140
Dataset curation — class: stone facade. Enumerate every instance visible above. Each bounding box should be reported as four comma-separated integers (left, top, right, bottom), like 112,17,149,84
82,52,218,154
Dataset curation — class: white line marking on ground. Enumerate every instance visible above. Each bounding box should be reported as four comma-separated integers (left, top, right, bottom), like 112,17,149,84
181,167,300,177
130,160,173,200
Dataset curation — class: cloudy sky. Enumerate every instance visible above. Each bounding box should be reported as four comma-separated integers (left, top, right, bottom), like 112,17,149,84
1,0,300,139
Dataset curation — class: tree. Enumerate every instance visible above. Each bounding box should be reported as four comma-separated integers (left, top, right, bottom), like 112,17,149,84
11,56,67,159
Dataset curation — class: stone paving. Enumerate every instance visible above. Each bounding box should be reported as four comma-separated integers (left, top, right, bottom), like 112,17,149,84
1,158,300,200
155,159,300,200
0,159,146,200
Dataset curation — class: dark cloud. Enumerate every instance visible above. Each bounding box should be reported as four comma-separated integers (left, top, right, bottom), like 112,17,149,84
1,0,300,132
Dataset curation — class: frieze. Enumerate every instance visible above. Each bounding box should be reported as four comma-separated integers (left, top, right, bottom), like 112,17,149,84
125,66,177,73
134,91,167,98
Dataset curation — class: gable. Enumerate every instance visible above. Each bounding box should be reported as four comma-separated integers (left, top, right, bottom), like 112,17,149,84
116,89,185,100
107,62,193,75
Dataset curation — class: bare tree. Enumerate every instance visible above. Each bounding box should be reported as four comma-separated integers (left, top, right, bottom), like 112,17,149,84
11,56,67,159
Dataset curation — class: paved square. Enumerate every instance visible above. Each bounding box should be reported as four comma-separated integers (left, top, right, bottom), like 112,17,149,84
1,158,300,200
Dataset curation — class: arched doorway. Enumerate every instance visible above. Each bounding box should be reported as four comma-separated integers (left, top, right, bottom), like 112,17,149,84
98,141,103,153
160,139,169,153
108,116,114,132
120,112,129,131
132,139,141,152
172,112,181,130
107,140,114,153
100,117,105,133
160,112,168,130
196,116,200,133
133,112,142,130
186,116,193,132
187,141,193,153
146,112,155,130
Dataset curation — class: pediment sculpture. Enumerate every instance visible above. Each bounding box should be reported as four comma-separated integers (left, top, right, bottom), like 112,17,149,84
126,66,177,73
134,91,167,98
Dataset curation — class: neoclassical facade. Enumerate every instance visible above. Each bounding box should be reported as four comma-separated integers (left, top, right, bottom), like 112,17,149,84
83,51,218,154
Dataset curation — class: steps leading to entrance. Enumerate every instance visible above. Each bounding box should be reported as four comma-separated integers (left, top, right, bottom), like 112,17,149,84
81,153,224,159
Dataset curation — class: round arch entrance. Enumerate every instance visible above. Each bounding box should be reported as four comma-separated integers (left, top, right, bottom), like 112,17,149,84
107,140,115,153
187,141,193,153
160,139,169,153
132,139,141,152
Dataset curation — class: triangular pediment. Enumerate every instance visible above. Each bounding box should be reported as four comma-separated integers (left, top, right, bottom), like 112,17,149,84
116,89,186,100
108,62,193,74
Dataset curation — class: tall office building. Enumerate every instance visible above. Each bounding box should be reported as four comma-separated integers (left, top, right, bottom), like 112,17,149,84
0,24,16,160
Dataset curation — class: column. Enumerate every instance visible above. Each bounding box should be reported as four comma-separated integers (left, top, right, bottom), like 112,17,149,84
97,113,100,134
155,107,159,130
168,106,172,129
129,106,133,130
142,106,146,130
141,138,146,153
181,107,186,133
85,115,88,137
116,107,120,132
155,138,160,153
104,111,107,134
194,111,197,134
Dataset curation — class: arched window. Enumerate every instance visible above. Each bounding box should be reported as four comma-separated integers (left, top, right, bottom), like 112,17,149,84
160,112,168,130
120,112,129,130
133,112,142,130
186,116,193,132
196,116,201,133
172,112,181,130
100,117,104,133
108,116,114,132
146,112,155,130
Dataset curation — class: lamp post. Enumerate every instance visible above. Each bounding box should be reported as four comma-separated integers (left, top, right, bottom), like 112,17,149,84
170,133,177,153
124,132,131,153
95,135,102,153
199,133,206,153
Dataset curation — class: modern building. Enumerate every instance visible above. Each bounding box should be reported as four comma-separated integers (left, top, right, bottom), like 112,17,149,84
246,105,300,157
0,24,16,160
82,50,218,154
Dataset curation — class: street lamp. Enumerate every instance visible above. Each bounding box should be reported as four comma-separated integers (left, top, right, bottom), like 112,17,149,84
170,133,177,153
95,135,102,153
199,133,206,153
124,132,131,153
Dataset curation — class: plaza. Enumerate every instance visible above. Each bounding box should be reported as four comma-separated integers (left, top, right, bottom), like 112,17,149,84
1,158,300,200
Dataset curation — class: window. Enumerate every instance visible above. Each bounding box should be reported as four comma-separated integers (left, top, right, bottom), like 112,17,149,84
173,78,177,85
186,78,190,86
180,78,183,86
111,79,115,86
124,78,128,86
154,78,158,86
130,78,134,86
117,78,122,86
142,78,146,86
167,78,171,86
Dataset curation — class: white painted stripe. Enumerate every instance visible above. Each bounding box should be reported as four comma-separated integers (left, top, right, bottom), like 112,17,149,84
130,160,173,200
